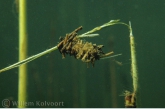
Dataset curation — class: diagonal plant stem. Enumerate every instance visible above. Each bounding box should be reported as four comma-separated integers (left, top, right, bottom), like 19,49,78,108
0,20,125,73
0,46,58,73
79,19,130,37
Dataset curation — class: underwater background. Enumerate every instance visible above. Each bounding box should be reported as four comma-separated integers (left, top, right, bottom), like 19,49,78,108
0,0,165,108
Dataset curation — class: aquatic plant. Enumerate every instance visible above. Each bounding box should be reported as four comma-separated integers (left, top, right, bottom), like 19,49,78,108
0,19,139,107
124,22,138,108
18,0,27,108
0,20,123,72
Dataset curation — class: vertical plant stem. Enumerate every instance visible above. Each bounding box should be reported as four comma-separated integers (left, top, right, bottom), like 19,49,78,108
129,21,138,107
72,61,79,107
130,31,138,93
109,37,118,108
110,61,117,107
18,0,27,108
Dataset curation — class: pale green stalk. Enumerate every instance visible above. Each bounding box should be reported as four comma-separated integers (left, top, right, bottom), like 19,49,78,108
129,22,138,105
18,0,27,107
0,46,58,73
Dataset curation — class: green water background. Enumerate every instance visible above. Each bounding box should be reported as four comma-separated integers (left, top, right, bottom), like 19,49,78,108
0,0,164,108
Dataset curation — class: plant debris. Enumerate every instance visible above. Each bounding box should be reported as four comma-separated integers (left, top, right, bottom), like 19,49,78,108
124,91,136,108
57,26,114,66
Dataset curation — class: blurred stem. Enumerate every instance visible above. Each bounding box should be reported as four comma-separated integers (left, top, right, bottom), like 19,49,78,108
110,61,117,107
18,0,27,108
108,37,118,107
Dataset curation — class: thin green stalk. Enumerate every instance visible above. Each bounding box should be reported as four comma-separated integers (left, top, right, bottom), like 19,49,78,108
0,46,58,73
125,22,139,108
18,0,27,108
129,22,138,106
129,22,138,93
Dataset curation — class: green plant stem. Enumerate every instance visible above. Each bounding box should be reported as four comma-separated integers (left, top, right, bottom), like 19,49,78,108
129,22,138,93
129,21,138,106
18,0,27,107
0,46,58,73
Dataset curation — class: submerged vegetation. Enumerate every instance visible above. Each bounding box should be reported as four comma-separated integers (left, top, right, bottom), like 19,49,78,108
0,20,126,73
0,19,138,107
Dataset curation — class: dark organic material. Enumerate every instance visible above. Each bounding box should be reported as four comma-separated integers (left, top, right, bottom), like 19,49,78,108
57,26,113,66
125,92,136,108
